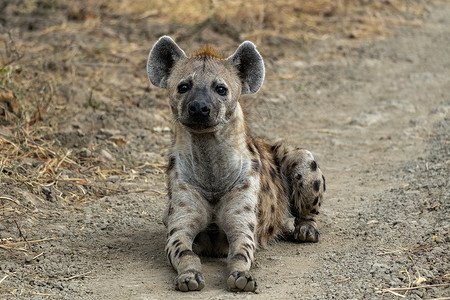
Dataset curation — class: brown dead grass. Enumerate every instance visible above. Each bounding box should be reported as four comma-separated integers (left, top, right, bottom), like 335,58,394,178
109,0,426,42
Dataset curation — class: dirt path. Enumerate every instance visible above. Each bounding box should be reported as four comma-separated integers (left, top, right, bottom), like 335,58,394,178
82,2,450,299
1,1,449,299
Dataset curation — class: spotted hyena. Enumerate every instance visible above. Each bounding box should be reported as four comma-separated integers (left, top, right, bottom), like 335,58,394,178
147,36,325,292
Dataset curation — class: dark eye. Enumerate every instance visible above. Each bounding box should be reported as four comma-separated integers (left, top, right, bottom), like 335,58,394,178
177,83,190,94
216,86,227,96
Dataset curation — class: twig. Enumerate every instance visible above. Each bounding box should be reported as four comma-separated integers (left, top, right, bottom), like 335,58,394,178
405,269,412,295
0,237,56,247
55,149,72,172
56,194,73,204
0,244,27,251
380,283,450,292
14,220,32,252
407,251,426,285
32,252,44,260
63,271,92,281
384,289,406,298
0,275,8,285
394,269,412,298
0,196,32,211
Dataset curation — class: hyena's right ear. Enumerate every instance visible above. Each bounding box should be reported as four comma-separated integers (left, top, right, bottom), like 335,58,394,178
147,36,186,89
227,41,265,94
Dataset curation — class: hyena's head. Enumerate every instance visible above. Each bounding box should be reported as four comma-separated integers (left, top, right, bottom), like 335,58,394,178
147,36,264,133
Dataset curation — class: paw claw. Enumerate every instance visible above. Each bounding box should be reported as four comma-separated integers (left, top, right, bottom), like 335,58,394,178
195,273,205,290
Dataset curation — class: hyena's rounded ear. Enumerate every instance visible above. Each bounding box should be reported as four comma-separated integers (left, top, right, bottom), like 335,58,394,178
147,36,187,89
227,41,265,94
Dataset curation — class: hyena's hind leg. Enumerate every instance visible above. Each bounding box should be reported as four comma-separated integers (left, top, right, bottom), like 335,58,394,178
272,143,326,242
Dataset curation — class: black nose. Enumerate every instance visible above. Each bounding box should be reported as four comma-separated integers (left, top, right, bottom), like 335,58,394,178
188,101,210,117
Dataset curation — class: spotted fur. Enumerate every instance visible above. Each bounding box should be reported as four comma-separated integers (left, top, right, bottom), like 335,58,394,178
147,36,325,292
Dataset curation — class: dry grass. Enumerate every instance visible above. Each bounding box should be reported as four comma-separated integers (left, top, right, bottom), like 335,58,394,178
109,0,426,41
9,0,426,42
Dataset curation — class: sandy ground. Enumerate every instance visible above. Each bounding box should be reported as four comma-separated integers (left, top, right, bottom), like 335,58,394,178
1,1,449,299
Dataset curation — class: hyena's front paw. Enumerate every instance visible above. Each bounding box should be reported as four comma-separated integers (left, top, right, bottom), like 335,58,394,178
227,271,257,292
174,270,205,292
293,221,320,243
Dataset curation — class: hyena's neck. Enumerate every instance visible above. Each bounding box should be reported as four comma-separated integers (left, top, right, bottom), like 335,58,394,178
174,104,250,201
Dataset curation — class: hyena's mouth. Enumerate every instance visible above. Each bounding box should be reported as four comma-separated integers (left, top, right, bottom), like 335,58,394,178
180,105,221,132
181,119,221,132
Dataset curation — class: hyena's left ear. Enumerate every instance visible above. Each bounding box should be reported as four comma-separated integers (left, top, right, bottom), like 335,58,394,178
147,36,187,89
227,41,265,94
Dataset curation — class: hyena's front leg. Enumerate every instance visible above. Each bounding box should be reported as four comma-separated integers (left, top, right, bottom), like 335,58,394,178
164,183,210,292
217,185,259,292
274,144,326,242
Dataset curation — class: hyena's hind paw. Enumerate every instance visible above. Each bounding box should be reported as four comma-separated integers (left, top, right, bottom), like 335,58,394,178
227,271,257,292
282,220,320,243
174,270,205,292
293,219,320,242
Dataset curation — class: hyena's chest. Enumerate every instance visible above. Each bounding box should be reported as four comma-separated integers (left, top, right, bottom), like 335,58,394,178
176,149,253,202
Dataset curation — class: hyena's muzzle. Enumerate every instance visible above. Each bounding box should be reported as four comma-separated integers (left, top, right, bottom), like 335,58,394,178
180,86,221,131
